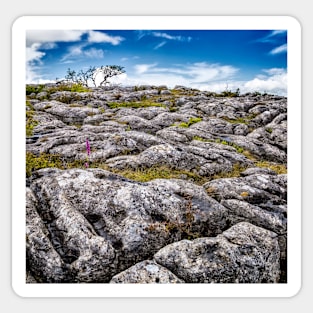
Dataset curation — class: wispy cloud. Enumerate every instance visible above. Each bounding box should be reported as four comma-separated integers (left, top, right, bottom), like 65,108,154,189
154,41,167,50
134,63,158,74
87,30,124,45
135,30,192,42
133,62,238,83
120,55,140,62
257,30,287,43
269,44,287,55
152,32,192,42
135,30,150,40
127,62,239,89
60,44,104,63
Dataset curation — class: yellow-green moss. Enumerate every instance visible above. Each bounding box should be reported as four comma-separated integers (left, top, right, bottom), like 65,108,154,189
255,161,287,174
210,163,248,180
97,165,208,185
26,109,38,137
26,152,63,177
177,117,202,128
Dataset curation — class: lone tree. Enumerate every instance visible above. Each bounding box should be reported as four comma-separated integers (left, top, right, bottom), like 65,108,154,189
64,65,125,87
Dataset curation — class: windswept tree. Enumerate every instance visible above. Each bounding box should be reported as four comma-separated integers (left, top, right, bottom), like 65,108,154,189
95,65,125,87
64,65,125,87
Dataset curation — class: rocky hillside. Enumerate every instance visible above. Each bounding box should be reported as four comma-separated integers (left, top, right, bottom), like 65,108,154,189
26,84,287,283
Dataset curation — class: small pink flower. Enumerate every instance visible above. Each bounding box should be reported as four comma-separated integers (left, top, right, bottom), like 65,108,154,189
86,138,91,156
85,162,89,168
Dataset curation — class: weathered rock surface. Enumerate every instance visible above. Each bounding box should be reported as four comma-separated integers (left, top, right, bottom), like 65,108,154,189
110,260,184,283
154,222,281,283
26,84,287,283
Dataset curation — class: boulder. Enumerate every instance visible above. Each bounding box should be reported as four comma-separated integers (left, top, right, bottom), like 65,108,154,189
110,260,184,283
154,222,281,283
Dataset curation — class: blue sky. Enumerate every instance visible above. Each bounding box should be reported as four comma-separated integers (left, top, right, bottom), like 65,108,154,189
26,29,287,95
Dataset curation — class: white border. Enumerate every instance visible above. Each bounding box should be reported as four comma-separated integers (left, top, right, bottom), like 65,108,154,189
12,15,301,298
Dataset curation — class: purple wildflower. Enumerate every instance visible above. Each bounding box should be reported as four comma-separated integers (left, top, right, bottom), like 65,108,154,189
86,138,91,156
85,162,89,168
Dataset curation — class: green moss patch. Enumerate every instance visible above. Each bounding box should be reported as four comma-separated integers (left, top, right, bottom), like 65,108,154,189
177,117,202,128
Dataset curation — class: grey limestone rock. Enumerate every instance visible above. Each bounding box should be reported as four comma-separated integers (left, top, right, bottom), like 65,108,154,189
154,222,281,283
26,84,288,283
110,260,184,283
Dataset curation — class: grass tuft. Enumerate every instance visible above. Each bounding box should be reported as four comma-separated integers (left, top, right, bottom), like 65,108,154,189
177,117,202,128
255,161,287,174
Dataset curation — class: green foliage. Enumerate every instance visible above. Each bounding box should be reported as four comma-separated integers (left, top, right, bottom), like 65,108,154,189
178,117,202,128
215,87,240,98
133,85,148,91
214,138,244,153
26,100,34,110
26,83,90,98
48,83,90,93
26,107,38,137
193,136,245,154
65,65,125,87
169,106,178,112
265,127,273,134
26,152,91,177
192,136,211,142
221,113,258,125
26,153,63,177
26,85,45,95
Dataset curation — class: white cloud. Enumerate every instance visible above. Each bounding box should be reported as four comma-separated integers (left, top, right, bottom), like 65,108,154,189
135,30,192,42
135,30,150,40
59,44,104,63
270,30,287,37
105,62,238,91
107,63,286,96
26,30,86,46
26,43,46,83
269,44,287,55
152,32,192,42
83,47,104,58
26,43,45,63
87,30,124,45
132,62,238,84
263,68,286,75
154,41,167,50
243,68,287,95
26,30,123,83
134,63,158,74
257,30,287,43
